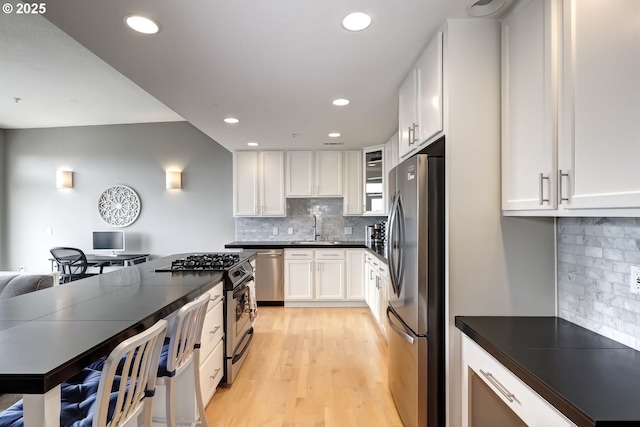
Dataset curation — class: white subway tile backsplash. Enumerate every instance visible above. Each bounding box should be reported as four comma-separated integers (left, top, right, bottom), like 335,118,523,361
558,217,640,351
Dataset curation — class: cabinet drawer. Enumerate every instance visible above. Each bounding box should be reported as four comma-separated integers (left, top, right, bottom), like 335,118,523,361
200,339,224,405
314,249,345,259
285,249,313,259
204,282,224,307
462,335,575,427
200,297,223,359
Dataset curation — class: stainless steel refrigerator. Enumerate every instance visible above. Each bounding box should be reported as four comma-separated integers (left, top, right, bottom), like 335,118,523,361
386,143,445,427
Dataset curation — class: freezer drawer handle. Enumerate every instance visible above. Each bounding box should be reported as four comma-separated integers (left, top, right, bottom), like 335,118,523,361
479,369,515,403
386,307,414,344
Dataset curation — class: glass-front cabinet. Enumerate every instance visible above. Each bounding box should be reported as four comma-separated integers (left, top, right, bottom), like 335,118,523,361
363,145,385,215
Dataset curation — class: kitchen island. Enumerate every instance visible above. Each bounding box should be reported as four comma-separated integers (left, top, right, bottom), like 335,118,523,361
456,316,640,426
0,253,249,427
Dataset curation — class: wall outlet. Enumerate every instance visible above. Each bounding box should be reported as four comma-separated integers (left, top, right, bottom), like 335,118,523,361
344,227,352,235
288,227,293,235
272,227,278,235
630,266,640,294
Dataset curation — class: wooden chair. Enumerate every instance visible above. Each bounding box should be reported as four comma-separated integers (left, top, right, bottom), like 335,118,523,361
154,293,210,427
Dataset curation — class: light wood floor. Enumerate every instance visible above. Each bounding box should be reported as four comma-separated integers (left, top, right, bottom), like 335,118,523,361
205,306,403,427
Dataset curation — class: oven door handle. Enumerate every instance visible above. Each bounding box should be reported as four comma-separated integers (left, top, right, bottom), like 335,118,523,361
232,327,254,363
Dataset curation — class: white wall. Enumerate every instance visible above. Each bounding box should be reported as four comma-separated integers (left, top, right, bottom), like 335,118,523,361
4,121,234,272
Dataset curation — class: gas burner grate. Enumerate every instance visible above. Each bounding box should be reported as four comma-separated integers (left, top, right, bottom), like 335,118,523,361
169,253,240,271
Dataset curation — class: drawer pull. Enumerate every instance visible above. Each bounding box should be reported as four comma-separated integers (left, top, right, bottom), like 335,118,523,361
210,368,221,380
210,294,222,303
209,326,221,335
479,369,516,403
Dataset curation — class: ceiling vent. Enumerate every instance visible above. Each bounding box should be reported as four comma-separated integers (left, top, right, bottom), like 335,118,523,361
324,142,344,146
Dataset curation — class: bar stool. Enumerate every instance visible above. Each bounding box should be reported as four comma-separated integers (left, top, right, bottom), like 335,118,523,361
0,318,168,427
153,293,210,427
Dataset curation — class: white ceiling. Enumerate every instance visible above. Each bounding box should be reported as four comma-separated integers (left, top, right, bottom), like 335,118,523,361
2,0,486,152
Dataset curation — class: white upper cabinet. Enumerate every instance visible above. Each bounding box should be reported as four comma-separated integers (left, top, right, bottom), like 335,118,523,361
398,32,444,159
558,0,640,210
286,151,343,197
503,0,640,215
233,151,285,217
501,0,559,211
363,146,386,215
343,150,363,215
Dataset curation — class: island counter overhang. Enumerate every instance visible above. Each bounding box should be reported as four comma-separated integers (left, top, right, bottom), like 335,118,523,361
0,252,253,395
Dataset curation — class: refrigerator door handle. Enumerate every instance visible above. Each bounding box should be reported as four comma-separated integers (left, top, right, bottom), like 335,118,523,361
386,306,414,344
387,191,400,296
395,194,406,296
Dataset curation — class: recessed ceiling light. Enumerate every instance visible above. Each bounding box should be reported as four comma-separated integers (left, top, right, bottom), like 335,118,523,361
124,15,161,34
328,133,341,138
247,142,259,147
342,12,372,32
224,117,239,124
332,98,350,106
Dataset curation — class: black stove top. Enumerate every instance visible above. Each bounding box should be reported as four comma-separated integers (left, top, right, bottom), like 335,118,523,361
156,253,241,272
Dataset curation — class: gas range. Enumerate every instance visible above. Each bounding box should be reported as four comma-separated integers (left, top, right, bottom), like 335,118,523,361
164,253,240,271
155,252,253,290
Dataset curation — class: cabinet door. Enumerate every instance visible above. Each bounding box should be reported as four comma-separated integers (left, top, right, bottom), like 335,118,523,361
345,250,365,300
343,151,363,215
501,0,559,211
398,70,418,159
363,146,386,215
284,259,313,300
377,264,389,334
315,259,345,300
316,151,343,196
559,0,640,209
286,151,314,197
260,151,285,216
415,31,443,145
233,152,259,216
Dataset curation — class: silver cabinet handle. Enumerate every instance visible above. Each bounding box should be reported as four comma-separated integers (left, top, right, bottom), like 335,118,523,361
210,368,221,380
558,169,569,204
209,325,221,335
479,369,516,403
538,173,550,205
412,123,419,143
210,294,222,304
408,126,414,146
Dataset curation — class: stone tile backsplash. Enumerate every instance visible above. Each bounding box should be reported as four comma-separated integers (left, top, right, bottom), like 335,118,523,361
235,198,386,242
557,217,640,350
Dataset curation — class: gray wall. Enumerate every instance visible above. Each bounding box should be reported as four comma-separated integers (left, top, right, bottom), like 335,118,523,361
558,217,640,350
235,197,386,241
0,129,5,268
4,121,234,272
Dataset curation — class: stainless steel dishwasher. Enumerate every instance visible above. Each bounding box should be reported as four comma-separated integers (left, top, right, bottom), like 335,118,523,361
254,250,284,306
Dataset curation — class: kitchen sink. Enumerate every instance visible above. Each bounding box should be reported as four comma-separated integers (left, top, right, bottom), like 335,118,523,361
291,241,342,245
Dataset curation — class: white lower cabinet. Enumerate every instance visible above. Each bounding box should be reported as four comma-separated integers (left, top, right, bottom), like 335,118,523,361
461,335,576,427
364,251,388,335
152,281,224,426
284,249,367,305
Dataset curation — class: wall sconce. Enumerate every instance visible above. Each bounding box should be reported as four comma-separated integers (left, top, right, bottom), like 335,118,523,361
56,170,73,189
166,171,182,190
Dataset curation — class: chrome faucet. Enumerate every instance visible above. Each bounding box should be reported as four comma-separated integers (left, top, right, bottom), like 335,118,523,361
312,215,320,241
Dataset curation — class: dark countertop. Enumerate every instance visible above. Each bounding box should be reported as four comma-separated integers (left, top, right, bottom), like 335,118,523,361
225,240,388,263
225,240,368,249
456,316,640,427
0,251,253,394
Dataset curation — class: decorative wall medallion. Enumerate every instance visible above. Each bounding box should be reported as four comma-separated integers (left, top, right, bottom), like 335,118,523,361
97,185,141,227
